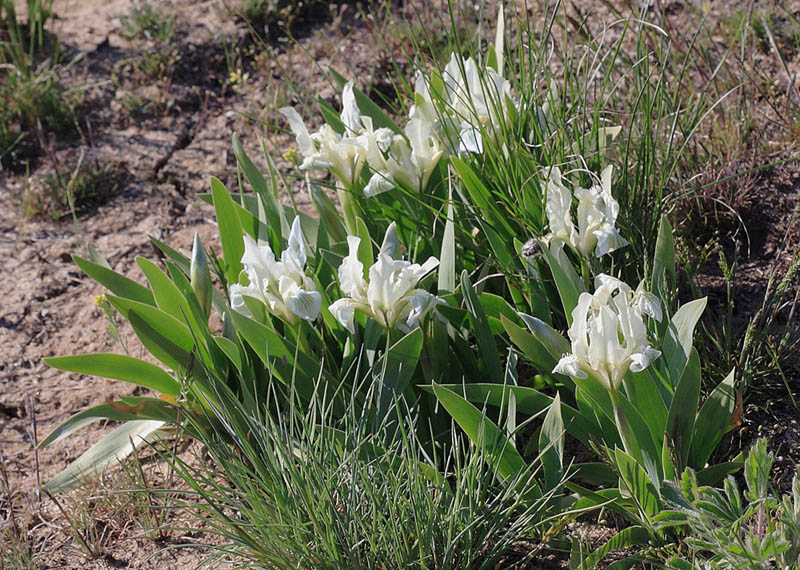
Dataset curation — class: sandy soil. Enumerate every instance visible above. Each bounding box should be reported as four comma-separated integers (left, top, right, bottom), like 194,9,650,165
1,0,799,568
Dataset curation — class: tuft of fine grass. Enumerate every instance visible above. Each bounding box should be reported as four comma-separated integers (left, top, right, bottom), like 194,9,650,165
119,2,175,44
0,0,74,170
22,160,126,220
159,375,561,569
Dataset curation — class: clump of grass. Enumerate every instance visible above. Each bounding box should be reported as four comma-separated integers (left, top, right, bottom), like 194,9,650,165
694,232,800,404
22,160,126,220
44,466,167,561
164,380,559,569
119,2,175,44
118,90,153,118
0,0,74,171
0,77,72,172
0,455,46,570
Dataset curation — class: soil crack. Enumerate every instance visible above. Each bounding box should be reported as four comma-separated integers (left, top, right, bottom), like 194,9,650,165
152,121,196,179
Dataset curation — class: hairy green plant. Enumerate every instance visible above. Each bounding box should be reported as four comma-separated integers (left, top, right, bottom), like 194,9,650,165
663,439,800,570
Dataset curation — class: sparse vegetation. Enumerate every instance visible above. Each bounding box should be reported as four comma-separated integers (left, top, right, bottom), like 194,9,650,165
0,0,74,170
119,2,175,44
22,160,125,220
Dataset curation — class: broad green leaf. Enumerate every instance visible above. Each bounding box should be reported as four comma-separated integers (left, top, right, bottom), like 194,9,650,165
652,217,675,303
429,384,526,481
614,448,660,523
232,133,288,241
436,302,469,329
317,96,346,134
354,217,373,274
375,329,423,421
433,383,594,447
73,255,154,306
381,329,423,395
570,462,617,486
165,259,227,325
539,392,564,490
45,354,180,396
44,420,166,493
462,271,504,382
200,192,261,240
517,313,571,360
622,369,668,448
231,311,292,363
661,298,706,387
579,525,650,570
652,510,690,530
665,348,702,470
107,297,195,371
539,244,582,324
310,180,347,244
86,244,111,268
664,558,694,570
130,310,193,372
211,176,244,285
449,157,516,265
696,458,745,486
214,336,243,373
39,398,179,448
485,45,498,76
482,218,515,267
450,157,508,231
502,314,558,373
614,391,662,480
574,383,620,448
571,376,614,426
230,311,320,397
149,236,190,274
567,484,633,519
136,257,189,321
480,293,521,328
688,368,736,469
138,256,209,343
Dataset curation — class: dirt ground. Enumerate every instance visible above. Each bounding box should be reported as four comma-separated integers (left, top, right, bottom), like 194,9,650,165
1,0,799,568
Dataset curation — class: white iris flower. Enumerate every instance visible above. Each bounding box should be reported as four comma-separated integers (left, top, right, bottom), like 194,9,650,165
362,117,444,197
279,81,366,188
543,165,628,258
230,217,322,325
553,274,662,391
441,54,514,154
329,223,440,333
